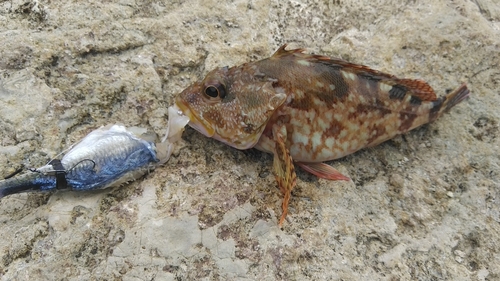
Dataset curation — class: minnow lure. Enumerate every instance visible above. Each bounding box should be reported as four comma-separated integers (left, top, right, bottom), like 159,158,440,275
175,45,470,226
0,107,190,198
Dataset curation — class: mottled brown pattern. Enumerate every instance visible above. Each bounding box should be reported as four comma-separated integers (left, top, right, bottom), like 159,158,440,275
398,111,418,132
429,98,444,122
318,70,350,101
358,72,383,82
178,45,466,162
288,93,317,111
203,109,223,125
410,96,423,105
356,76,381,99
243,123,255,134
397,78,437,101
374,99,394,116
322,119,344,138
366,124,388,146
175,45,470,224
389,85,407,100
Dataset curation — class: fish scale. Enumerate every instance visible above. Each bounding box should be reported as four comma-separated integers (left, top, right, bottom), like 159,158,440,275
175,44,470,226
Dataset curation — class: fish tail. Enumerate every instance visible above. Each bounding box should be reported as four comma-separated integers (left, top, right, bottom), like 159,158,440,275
443,83,470,112
0,173,56,198
430,83,470,121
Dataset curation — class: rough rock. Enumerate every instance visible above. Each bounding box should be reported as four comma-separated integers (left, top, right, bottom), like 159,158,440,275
1,0,499,280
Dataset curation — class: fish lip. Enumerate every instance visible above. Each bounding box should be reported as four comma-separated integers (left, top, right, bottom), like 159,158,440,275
175,99,215,137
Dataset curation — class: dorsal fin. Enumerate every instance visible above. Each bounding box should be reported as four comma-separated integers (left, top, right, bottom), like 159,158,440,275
314,55,438,101
271,45,438,101
391,78,437,101
271,44,306,58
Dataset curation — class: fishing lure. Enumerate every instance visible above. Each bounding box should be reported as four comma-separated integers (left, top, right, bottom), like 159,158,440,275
0,106,189,198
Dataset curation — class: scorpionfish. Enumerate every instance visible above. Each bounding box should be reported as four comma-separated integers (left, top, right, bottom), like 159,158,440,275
175,45,470,226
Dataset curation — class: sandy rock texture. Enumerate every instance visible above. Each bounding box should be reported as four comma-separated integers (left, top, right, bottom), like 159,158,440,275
0,0,499,280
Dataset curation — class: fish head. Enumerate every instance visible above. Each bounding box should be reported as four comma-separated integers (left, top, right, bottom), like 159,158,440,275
175,65,287,149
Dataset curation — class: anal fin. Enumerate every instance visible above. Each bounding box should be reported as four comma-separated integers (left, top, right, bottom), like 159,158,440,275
296,162,350,181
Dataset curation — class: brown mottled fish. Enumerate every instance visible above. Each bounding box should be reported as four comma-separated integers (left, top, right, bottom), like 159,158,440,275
175,45,470,226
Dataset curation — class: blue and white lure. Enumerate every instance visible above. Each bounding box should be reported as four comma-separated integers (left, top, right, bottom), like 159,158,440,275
0,105,189,198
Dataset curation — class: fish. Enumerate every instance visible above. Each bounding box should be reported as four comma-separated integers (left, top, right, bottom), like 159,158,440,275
174,44,470,226
0,116,190,198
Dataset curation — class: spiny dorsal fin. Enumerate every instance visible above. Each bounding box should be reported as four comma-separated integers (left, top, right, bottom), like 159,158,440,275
315,56,438,101
271,44,306,58
391,78,437,101
273,45,438,101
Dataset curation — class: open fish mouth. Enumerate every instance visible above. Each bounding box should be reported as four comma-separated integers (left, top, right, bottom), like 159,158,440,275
174,99,215,138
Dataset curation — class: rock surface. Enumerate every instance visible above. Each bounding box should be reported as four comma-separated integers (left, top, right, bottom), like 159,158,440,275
1,0,499,280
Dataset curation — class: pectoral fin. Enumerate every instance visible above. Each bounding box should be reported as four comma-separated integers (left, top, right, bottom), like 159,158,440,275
296,162,350,181
272,124,297,226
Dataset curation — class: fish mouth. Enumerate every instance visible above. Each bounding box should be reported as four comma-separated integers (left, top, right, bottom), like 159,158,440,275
175,99,215,138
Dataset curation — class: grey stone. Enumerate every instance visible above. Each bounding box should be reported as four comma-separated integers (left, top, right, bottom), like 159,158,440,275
0,0,499,280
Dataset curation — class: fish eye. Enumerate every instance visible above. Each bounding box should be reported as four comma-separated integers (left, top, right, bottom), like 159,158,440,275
205,86,219,98
204,84,226,99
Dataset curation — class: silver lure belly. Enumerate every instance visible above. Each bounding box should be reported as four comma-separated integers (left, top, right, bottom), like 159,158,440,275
0,125,158,198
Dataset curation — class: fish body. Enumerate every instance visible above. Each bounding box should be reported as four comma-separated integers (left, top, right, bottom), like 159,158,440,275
0,125,159,198
175,45,470,225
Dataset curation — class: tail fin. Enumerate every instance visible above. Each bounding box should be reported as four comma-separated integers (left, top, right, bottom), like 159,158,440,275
443,83,470,113
430,83,470,121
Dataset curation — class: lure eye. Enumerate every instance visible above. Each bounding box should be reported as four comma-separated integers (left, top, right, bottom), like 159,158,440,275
204,84,226,99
